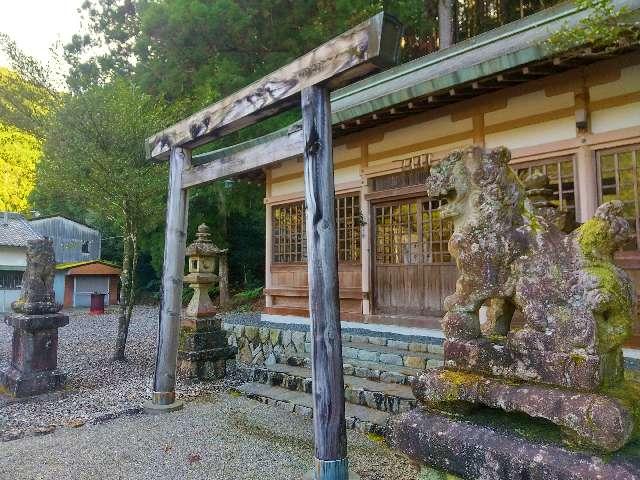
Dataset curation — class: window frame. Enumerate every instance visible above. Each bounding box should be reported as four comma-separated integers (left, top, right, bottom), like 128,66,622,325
596,144,640,251
513,154,578,223
271,192,362,265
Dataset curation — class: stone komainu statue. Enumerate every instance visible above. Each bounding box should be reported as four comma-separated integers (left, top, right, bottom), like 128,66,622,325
12,238,62,315
414,146,638,453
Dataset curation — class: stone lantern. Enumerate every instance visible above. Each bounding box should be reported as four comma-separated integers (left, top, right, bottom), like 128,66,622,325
177,224,235,381
183,224,221,322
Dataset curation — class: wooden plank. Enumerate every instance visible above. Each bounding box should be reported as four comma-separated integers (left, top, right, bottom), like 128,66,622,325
146,13,402,160
151,147,190,407
302,84,348,467
182,125,304,188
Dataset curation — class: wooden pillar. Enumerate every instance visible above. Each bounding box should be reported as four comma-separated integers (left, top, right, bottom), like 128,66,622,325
265,188,274,309
219,251,229,307
360,151,371,316
301,84,351,480
576,143,598,223
146,146,190,413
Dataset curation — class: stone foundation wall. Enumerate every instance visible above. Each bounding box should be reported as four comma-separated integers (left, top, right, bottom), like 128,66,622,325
222,319,445,369
221,314,640,372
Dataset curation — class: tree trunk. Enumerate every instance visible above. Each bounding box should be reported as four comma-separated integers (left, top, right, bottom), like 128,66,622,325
439,0,454,49
219,252,229,307
113,221,135,361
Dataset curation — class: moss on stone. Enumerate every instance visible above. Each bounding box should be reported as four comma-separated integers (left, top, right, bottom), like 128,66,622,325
586,263,633,352
577,217,611,261
570,353,587,365
439,370,480,402
178,326,194,350
366,432,386,443
467,407,565,446
602,372,640,438
417,466,463,480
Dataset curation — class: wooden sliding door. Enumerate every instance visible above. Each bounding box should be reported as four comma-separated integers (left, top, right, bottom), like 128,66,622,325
372,196,456,317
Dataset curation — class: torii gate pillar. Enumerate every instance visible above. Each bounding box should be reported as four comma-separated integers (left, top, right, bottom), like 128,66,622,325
301,85,355,480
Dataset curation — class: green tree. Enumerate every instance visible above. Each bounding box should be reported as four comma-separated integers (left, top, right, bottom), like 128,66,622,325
548,0,640,52
0,122,41,212
0,38,60,138
36,79,168,361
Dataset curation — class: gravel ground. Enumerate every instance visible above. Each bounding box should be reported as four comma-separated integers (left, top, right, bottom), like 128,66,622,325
0,306,417,479
0,393,417,480
0,306,244,438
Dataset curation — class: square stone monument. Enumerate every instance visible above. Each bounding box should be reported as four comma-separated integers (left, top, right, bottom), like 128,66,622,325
0,238,69,397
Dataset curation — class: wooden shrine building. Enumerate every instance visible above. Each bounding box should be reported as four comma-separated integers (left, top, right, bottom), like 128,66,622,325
189,0,640,345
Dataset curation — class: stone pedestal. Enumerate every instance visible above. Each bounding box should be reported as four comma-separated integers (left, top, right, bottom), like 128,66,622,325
414,368,638,452
389,409,640,480
177,316,236,381
0,313,69,397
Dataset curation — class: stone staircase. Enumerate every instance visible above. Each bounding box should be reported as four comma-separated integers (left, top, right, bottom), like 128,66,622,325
234,330,445,434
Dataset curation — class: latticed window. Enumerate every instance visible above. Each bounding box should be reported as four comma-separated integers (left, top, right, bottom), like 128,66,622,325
598,145,640,250
272,194,361,263
273,201,307,263
374,199,452,265
336,195,361,262
515,156,576,222
422,199,452,263
0,270,23,290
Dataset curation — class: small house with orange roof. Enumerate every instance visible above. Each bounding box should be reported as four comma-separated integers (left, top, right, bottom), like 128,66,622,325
54,260,121,308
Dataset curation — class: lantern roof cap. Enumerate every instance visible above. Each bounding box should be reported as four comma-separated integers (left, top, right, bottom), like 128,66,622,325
186,224,224,257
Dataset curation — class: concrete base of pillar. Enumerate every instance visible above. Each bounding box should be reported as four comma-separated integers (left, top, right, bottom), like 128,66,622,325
143,399,185,414
302,458,361,480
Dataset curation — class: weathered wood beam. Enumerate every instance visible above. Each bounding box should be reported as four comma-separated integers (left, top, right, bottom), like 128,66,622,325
182,126,304,188
302,84,349,478
146,12,402,161
145,146,190,413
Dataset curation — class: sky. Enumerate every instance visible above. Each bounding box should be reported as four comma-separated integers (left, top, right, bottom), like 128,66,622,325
0,0,85,69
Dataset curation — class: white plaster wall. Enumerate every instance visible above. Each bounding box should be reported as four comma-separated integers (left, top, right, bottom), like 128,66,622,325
485,117,576,150
368,115,472,154
271,163,362,198
0,246,27,267
591,102,640,134
485,90,574,126
270,157,303,180
589,64,640,102
271,177,305,197
334,164,361,185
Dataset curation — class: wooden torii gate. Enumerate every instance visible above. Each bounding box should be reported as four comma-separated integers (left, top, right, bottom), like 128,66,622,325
145,13,402,479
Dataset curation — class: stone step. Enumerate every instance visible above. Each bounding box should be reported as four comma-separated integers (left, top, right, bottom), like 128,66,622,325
236,382,390,435
248,363,416,414
281,354,429,385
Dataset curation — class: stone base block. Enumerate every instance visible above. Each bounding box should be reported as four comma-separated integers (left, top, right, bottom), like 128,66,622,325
0,365,66,397
5,312,69,330
413,368,637,452
388,409,640,480
444,338,622,391
177,345,236,381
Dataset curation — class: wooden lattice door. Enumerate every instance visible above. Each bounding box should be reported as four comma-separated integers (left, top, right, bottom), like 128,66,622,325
372,197,456,317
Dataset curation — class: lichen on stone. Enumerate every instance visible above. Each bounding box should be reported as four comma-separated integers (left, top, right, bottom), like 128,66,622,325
416,147,638,452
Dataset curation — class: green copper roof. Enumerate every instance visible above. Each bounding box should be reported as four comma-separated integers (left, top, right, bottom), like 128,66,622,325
330,0,638,123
